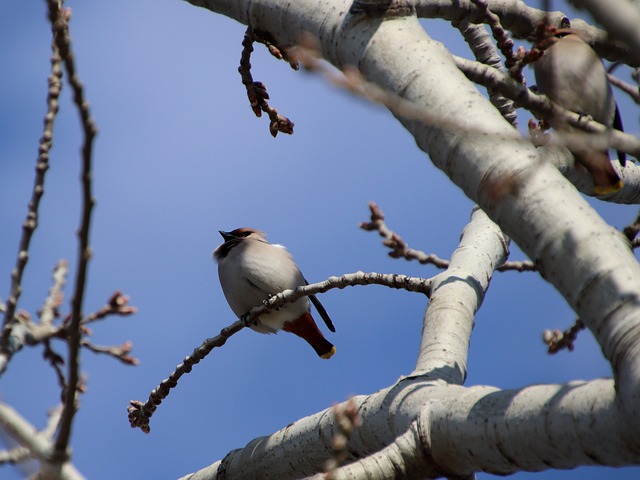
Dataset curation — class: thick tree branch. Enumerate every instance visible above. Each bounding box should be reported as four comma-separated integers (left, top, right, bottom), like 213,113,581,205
457,18,518,127
414,206,509,382
181,3,640,476
180,377,637,479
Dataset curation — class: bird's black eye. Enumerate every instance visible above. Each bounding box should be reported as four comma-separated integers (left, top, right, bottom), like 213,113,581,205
239,230,252,237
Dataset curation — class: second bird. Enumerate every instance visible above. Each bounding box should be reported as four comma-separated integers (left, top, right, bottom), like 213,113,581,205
533,26,625,194
213,228,336,359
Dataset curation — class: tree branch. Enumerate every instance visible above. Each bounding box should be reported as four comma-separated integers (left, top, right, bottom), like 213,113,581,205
293,41,640,203
238,27,295,137
361,201,536,272
46,0,98,462
0,5,64,372
0,403,82,480
414,206,509,381
128,271,432,433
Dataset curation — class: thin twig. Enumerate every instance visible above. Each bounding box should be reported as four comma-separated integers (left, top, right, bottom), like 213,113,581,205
128,271,432,433
453,55,640,159
607,73,640,104
360,202,537,272
623,210,640,242
0,5,64,363
239,27,295,137
80,291,137,325
43,339,67,391
47,0,98,462
81,340,138,365
40,260,67,326
324,398,360,479
543,318,586,353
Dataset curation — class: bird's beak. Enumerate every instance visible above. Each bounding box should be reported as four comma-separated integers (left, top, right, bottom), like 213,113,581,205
219,230,235,242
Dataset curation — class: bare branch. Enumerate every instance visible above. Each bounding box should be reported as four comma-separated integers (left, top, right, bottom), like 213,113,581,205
239,27,295,137
80,291,137,325
0,403,82,479
45,0,98,462
453,55,640,160
81,340,138,366
128,271,432,433
543,318,586,354
324,398,360,479
127,318,246,433
361,202,536,272
0,5,64,367
43,340,67,391
607,73,640,104
40,260,67,327
624,210,640,243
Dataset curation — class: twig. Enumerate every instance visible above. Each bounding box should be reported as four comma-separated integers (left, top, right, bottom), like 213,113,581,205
360,202,537,272
127,318,246,433
81,340,138,365
43,339,67,391
47,0,98,462
0,4,64,363
80,291,137,325
40,260,67,326
128,271,432,433
239,27,295,137
543,319,586,353
607,73,640,104
324,398,360,479
252,28,299,70
623,210,640,242
468,0,521,82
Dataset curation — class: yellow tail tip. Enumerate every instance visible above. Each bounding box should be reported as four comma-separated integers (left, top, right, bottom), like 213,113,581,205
320,346,336,360
594,181,623,195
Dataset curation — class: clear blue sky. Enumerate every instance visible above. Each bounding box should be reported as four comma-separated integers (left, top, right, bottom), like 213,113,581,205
1,1,638,479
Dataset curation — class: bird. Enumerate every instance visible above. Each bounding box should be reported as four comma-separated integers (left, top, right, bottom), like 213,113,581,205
533,25,625,194
213,227,336,359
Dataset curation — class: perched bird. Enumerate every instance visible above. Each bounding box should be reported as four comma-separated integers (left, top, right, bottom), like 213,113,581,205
213,228,336,359
533,26,625,194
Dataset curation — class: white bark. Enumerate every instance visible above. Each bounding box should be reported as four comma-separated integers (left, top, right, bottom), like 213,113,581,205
0,403,83,480
180,0,640,478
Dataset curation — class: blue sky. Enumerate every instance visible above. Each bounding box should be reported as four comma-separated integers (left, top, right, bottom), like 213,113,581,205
1,1,639,478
